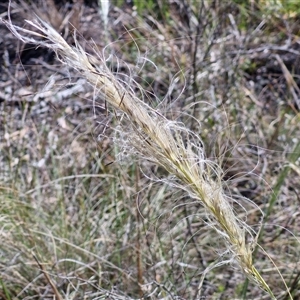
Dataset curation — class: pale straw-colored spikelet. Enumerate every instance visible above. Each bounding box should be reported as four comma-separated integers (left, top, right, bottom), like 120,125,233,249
2,15,276,299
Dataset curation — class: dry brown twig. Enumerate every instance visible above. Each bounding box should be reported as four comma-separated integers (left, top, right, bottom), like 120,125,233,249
1,5,283,299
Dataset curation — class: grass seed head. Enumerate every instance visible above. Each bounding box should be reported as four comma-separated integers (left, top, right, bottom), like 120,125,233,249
1,12,276,299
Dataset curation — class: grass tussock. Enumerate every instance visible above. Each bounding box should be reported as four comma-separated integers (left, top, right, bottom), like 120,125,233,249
1,1,300,299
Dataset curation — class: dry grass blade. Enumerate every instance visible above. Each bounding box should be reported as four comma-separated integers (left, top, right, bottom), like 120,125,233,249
32,254,63,300
1,12,278,299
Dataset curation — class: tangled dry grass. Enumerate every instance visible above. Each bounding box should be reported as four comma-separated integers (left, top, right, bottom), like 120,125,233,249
1,1,300,299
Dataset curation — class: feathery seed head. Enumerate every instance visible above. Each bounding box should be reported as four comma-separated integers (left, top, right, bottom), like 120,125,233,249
1,15,276,298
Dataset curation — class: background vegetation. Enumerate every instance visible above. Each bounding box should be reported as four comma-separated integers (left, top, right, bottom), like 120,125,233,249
1,0,300,299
